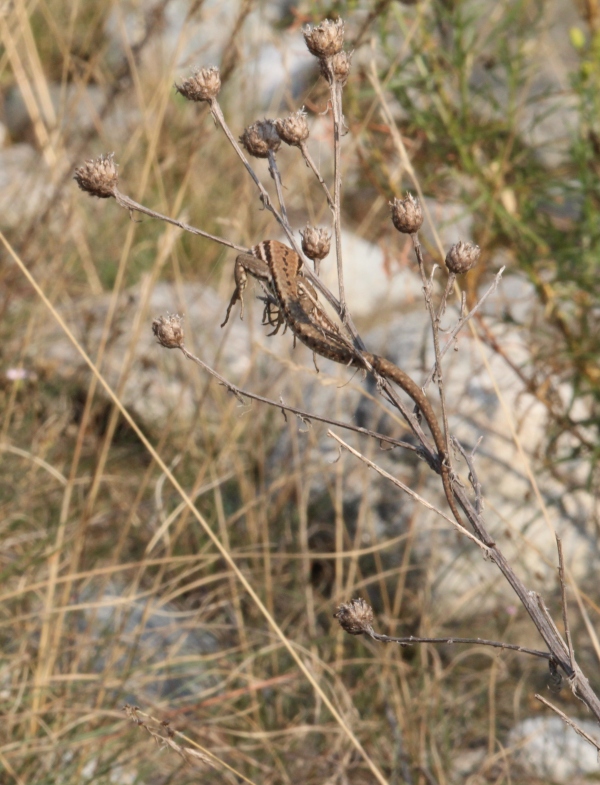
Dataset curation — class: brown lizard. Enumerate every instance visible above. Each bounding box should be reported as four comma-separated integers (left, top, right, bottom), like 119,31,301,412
222,239,464,527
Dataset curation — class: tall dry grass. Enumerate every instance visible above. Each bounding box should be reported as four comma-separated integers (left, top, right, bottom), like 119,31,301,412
1,2,599,784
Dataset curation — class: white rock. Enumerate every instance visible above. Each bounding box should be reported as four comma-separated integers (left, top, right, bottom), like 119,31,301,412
25,228,599,617
508,716,600,783
0,144,53,228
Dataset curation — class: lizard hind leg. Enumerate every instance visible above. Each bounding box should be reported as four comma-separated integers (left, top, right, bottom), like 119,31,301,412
221,258,250,327
221,287,244,327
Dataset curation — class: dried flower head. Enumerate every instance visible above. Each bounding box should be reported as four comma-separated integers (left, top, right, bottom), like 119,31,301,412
320,50,353,85
239,119,281,158
152,314,184,349
332,50,353,84
334,598,374,636
390,193,423,234
303,18,345,59
175,66,221,102
74,153,118,198
445,241,480,274
275,110,309,147
300,224,331,261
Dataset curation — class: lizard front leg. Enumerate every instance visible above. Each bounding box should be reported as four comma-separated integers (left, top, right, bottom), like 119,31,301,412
261,297,287,336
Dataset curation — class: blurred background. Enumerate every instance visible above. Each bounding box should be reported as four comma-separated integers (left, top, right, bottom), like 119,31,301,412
1,1,600,783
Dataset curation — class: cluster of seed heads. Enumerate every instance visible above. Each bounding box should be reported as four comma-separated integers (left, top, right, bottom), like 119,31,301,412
74,17,479,280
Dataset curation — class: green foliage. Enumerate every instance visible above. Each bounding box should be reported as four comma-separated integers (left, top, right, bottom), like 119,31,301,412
362,0,600,483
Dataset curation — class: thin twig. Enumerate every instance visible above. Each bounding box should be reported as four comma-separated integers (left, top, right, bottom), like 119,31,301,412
453,436,484,515
330,78,347,318
208,99,298,245
113,190,248,253
370,631,552,660
437,271,456,323
299,140,335,208
535,695,600,753
267,150,293,236
411,233,451,455
327,429,491,553
422,265,506,390
534,592,571,670
177,343,417,452
556,536,575,669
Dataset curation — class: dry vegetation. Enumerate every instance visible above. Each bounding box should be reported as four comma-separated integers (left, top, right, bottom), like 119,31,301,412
1,2,600,784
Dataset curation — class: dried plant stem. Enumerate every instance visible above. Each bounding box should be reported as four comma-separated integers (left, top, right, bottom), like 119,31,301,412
208,99,293,239
299,140,335,208
327,429,489,552
422,266,506,390
411,232,451,454
71,17,600,742
453,436,485,515
330,79,347,320
112,190,247,253
556,536,575,668
209,98,355,324
124,705,256,783
438,271,457,322
178,343,416,451
535,695,600,752
267,150,292,235
369,632,552,661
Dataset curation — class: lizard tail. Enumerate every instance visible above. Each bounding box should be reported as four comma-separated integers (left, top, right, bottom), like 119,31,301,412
366,353,465,528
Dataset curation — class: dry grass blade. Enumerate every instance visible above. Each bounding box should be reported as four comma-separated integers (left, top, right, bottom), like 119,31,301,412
3,3,600,783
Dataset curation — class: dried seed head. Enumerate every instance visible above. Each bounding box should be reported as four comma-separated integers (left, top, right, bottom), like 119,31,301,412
175,66,221,102
390,193,423,234
303,18,345,59
300,224,331,261
74,153,118,198
152,314,184,349
332,50,353,84
274,110,309,147
334,598,374,636
239,119,281,158
445,241,480,274
320,50,353,85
